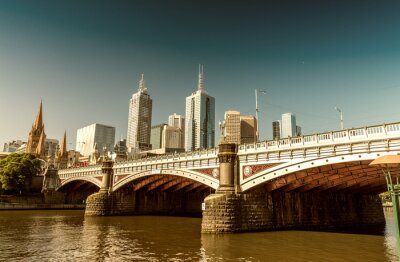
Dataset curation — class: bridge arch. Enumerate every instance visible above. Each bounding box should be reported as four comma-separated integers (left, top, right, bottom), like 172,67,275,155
112,168,219,192
57,176,102,191
241,151,400,193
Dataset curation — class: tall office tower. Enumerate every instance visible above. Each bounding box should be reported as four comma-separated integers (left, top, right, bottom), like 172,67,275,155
114,139,127,155
272,120,281,140
127,74,153,151
185,65,215,151
296,125,302,136
76,123,115,157
223,111,241,144
163,125,184,149
240,116,257,144
168,113,185,147
281,113,297,138
26,100,46,158
150,124,167,150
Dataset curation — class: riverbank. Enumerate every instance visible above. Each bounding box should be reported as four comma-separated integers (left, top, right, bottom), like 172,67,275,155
0,194,84,210
0,203,85,210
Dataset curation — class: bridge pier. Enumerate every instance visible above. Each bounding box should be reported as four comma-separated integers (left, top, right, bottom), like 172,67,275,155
85,160,120,216
201,143,385,233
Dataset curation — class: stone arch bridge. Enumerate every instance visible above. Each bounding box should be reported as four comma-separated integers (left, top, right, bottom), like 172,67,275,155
57,122,400,233
59,122,400,194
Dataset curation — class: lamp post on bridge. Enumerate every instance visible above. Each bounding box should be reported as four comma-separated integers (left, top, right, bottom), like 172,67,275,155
334,106,344,130
370,154,400,255
255,89,267,142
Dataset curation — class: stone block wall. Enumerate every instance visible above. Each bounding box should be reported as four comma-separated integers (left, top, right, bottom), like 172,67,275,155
85,188,211,216
202,191,385,233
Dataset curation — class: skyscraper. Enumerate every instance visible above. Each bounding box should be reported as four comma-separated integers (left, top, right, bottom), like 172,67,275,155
168,113,185,147
163,125,184,149
127,74,153,151
76,123,115,157
281,113,297,138
221,112,257,144
240,115,257,144
150,124,167,150
185,65,215,151
223,111,241,144
272,120,281,140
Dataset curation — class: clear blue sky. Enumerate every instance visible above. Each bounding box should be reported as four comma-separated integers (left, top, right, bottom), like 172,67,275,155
1,0,400,150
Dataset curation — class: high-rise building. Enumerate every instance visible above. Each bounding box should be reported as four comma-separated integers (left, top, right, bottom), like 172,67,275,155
150,124,167,150
221,112,257,144
240,116,257,144
76,123,115,157
114,139,127,155
296,125,302,136
26,101,46,158
223,111,241,144
127,74,153,151
281,113,297,138
185,65,215,151
168,113,185,147
272,120,281,140
163,125,184,149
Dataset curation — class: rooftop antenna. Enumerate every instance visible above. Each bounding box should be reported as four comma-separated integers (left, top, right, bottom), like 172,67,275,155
198,64,204,91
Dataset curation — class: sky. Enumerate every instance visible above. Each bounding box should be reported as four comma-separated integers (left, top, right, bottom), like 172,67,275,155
1,0,400,150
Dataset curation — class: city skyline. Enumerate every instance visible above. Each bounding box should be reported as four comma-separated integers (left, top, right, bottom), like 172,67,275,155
1,1,400,149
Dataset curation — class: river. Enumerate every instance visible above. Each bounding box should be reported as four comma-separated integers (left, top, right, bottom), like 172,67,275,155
0,210,398,261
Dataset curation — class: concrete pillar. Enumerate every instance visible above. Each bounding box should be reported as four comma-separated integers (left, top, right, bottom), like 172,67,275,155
100,160,114,192
85,160,114,216
216,142,237,193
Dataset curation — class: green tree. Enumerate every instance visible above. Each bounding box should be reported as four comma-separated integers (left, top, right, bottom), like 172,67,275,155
0,153,42,193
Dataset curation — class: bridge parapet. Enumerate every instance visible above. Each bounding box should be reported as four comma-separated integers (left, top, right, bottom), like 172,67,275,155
238,122,400,154
58,165,102,179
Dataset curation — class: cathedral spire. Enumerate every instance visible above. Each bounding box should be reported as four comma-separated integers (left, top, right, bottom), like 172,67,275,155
35,129,46,157
59,130,67,155
33,100,43,129
138,73,147,92
198,64,204,91
56,130,68,169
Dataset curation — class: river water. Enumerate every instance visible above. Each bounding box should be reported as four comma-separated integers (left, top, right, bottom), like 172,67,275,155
0,210,398,261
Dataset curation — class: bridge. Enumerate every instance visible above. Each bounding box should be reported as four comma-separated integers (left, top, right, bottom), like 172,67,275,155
58,121,400,194
56,121,400,233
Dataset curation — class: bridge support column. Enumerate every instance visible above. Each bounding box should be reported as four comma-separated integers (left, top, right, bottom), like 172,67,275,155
85,160,115,216
202,141,258,233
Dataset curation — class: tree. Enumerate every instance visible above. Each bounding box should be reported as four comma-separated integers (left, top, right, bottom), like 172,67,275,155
0,153,42,193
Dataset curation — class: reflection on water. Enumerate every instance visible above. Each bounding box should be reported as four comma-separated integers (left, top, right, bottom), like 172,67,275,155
0,210,398,261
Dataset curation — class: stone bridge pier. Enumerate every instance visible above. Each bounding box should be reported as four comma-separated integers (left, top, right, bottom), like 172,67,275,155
201,142,385,233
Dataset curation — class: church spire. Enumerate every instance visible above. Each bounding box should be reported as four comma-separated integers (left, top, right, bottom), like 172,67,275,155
59,130,67,155
56,130,68,169
35,129,46,157
198,64,204,91
138,73,147,92
33,100,43,130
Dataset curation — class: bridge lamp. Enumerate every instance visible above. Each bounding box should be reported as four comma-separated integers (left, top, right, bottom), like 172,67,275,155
255,89,267,142
334,106,344,130
370,154,400,251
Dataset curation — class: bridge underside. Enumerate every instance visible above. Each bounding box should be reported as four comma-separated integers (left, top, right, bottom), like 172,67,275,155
116,174,215,194
89,174,216,217
259,160,398,194
57,180,99,204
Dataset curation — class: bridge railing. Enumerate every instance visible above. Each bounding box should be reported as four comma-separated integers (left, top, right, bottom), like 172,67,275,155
238,122,400,153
